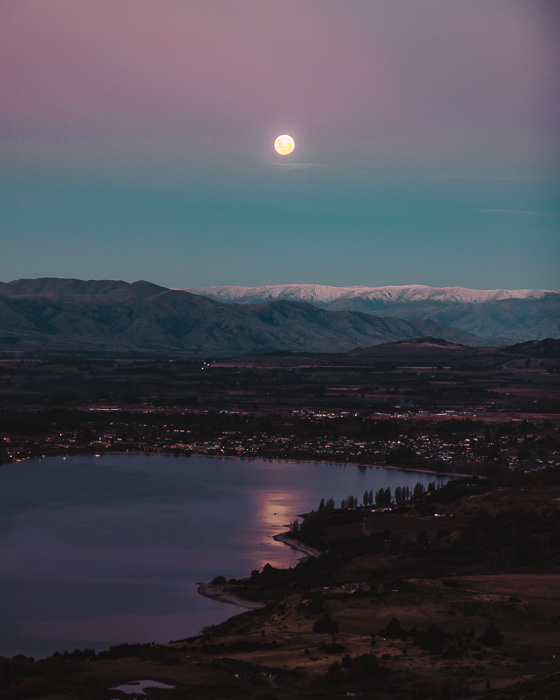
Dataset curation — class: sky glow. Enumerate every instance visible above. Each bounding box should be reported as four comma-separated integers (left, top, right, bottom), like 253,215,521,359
1,0,558,288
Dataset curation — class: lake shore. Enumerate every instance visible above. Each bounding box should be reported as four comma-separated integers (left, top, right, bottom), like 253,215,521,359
196,581,265,610
10,447,470,479
197,531,322,610
1,452,456,659
272,532,322,561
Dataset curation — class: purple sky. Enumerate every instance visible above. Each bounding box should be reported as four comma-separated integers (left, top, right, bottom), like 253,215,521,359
1,1,559,288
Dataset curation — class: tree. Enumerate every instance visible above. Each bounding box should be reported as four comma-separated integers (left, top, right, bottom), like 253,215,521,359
313,614,339,634
481,622,503,647
379,617,407,640
327,660,343,685
421,624,446,654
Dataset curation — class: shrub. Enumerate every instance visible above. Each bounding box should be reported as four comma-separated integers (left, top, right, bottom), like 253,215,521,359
442,645,462,659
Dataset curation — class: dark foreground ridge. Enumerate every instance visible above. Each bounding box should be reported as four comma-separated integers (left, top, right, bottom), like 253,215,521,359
1,473,560,699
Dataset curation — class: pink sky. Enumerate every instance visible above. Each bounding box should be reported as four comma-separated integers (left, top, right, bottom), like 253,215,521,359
1,1,558,289
1,0,557,144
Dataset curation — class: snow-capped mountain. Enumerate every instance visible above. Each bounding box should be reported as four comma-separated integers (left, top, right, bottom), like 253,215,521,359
186,284,552,307
186,284,560,342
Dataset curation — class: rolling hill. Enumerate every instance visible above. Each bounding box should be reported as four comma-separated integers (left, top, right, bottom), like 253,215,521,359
0,278,488,356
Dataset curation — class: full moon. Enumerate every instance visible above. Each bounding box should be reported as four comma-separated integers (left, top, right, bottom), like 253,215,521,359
274,134,295,156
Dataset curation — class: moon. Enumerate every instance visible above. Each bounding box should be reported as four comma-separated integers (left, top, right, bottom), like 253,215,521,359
274,134,295,156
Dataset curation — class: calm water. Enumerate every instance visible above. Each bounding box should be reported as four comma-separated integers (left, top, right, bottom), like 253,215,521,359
0,454,451,658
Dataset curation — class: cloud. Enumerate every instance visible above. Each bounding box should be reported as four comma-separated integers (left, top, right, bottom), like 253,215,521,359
433,173,537,182
269,162,331,171
473,209,560,218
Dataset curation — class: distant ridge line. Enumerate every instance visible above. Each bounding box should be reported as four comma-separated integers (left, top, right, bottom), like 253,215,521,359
185,283,556,306
0,278,557,349
185,283,560,343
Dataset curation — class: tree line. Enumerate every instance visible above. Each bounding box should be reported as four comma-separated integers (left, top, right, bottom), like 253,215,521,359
291,480,441,531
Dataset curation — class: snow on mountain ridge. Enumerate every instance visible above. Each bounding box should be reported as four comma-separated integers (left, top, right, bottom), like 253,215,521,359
185,284,554,306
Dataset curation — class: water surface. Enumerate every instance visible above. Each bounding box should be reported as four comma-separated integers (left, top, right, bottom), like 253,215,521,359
0,454,451,658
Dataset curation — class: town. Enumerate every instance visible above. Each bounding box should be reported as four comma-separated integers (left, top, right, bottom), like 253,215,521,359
1,346,558,476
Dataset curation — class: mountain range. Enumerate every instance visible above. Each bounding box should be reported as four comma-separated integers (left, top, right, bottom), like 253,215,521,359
188,284,560,342
0,278,557,356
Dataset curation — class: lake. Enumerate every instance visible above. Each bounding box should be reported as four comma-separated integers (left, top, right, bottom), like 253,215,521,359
0,453,452,659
